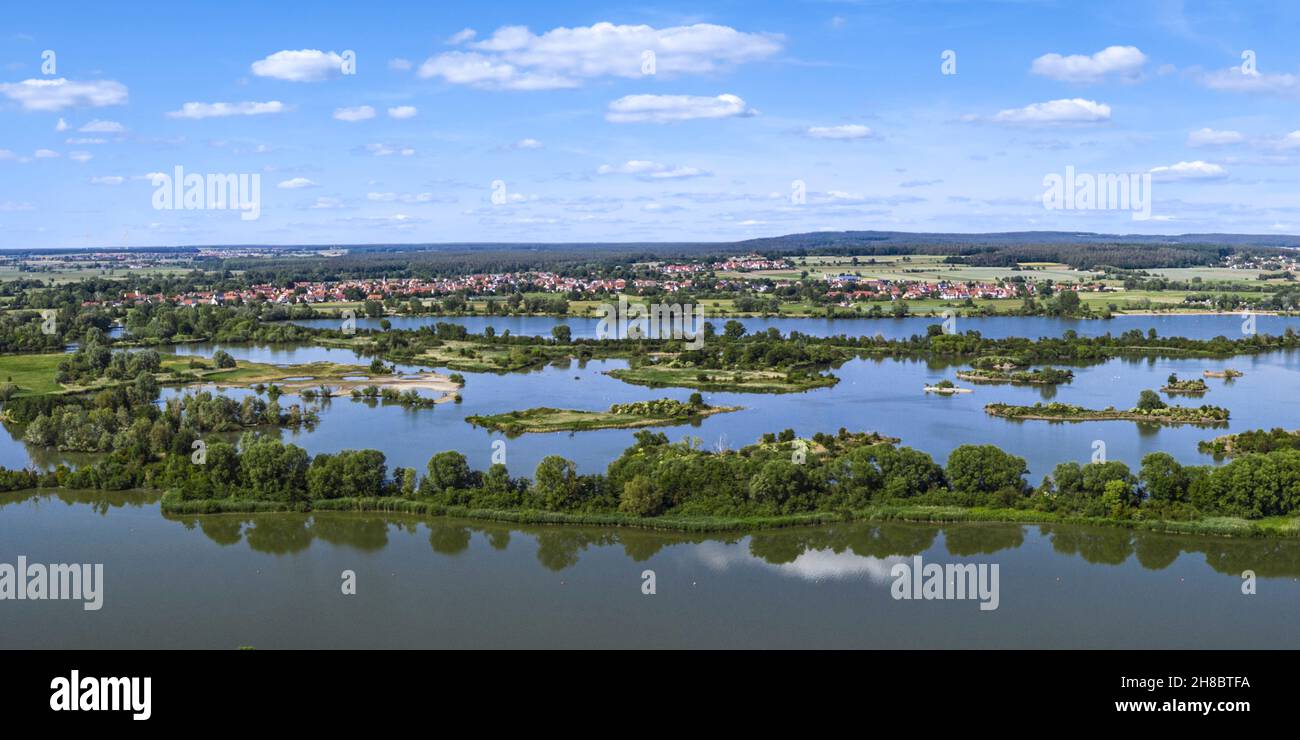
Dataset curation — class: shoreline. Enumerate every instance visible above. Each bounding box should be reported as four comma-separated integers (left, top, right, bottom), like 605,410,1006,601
155,494,1300,538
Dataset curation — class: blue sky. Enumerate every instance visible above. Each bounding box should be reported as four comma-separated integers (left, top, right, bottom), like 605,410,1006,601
3,0,1300,248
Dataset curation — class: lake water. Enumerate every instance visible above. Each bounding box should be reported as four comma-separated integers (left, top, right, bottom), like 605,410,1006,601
6,313,1300,648
290,313,1300,341
1,489,1296,648
4,334,1296,481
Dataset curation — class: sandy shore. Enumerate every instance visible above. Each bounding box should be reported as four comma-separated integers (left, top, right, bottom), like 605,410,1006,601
219,372,462,403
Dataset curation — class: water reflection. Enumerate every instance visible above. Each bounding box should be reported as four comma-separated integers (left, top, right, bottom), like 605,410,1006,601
153,502,1300,578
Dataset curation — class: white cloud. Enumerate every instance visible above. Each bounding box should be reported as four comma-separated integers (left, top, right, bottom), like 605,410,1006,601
309,196,344,209
1187,128,1243,146
1200,67,1300,96
277,177,318,189
68,151,92,163
606,93,755,123
447,28,477,44
55,117,68,131
514,138,543,149
166,101,287,119
597,160,709,179
1030,46,1146,83
0,78,128,111
33,149,59,159
387,58,412,71
805,124,874,140
418,52,576,91
90,175,124,185
1276,131,1300,150
251,50,347,82
333,105,375,122
1149,160,1227,180
78,119,125,133
363,142,415,156
65,137,105,145
367,191,449,203
386,105,418,119
987,98,1111,125
419,22,781,90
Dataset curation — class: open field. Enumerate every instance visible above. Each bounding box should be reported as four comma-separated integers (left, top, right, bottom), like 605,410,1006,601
0,351,456,400
0,353,66,395
720,254,1102,284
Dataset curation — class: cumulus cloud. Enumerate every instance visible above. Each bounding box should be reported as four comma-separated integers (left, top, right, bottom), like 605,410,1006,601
166,101,287,119
0,78,128,111
514,138,543,149
251,50,348,82
984,98,1111,125
1030,46,1146,83
386,105,418,119
78,119,125,133
1149,160,1227,180
277,177,318,189
418,22,781,90
1187,128,1244,146
606,93,754,123
447,28,477,44
68,151,92,163
805,124,874,140
597,160,710,179
333,105,376,122
417,51,576,91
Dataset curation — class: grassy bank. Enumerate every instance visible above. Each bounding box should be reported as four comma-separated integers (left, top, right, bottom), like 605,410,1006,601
985,401,1230,426
465,401,741,435
158,492,1300,538
606,365,837,393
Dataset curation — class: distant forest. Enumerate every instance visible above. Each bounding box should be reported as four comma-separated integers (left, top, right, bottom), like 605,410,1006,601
11,230,1300,279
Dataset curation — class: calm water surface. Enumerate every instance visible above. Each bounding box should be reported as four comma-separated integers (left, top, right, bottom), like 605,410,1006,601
4,334,1297,480
1,489,1296,648
291,313,1300,341
4,314,1299,648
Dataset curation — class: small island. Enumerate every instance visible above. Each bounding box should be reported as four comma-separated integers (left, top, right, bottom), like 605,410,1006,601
986,390,1229,425
1203,368,1244,379
957,367,1074,385
924,380,972,395
1161,373,1209,395
1199,428,1300,457
606,365,837,394
466,396,741,435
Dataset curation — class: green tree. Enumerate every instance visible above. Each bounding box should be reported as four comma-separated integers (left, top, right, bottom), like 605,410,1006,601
1136,389,1166,411
946,445,1028,495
